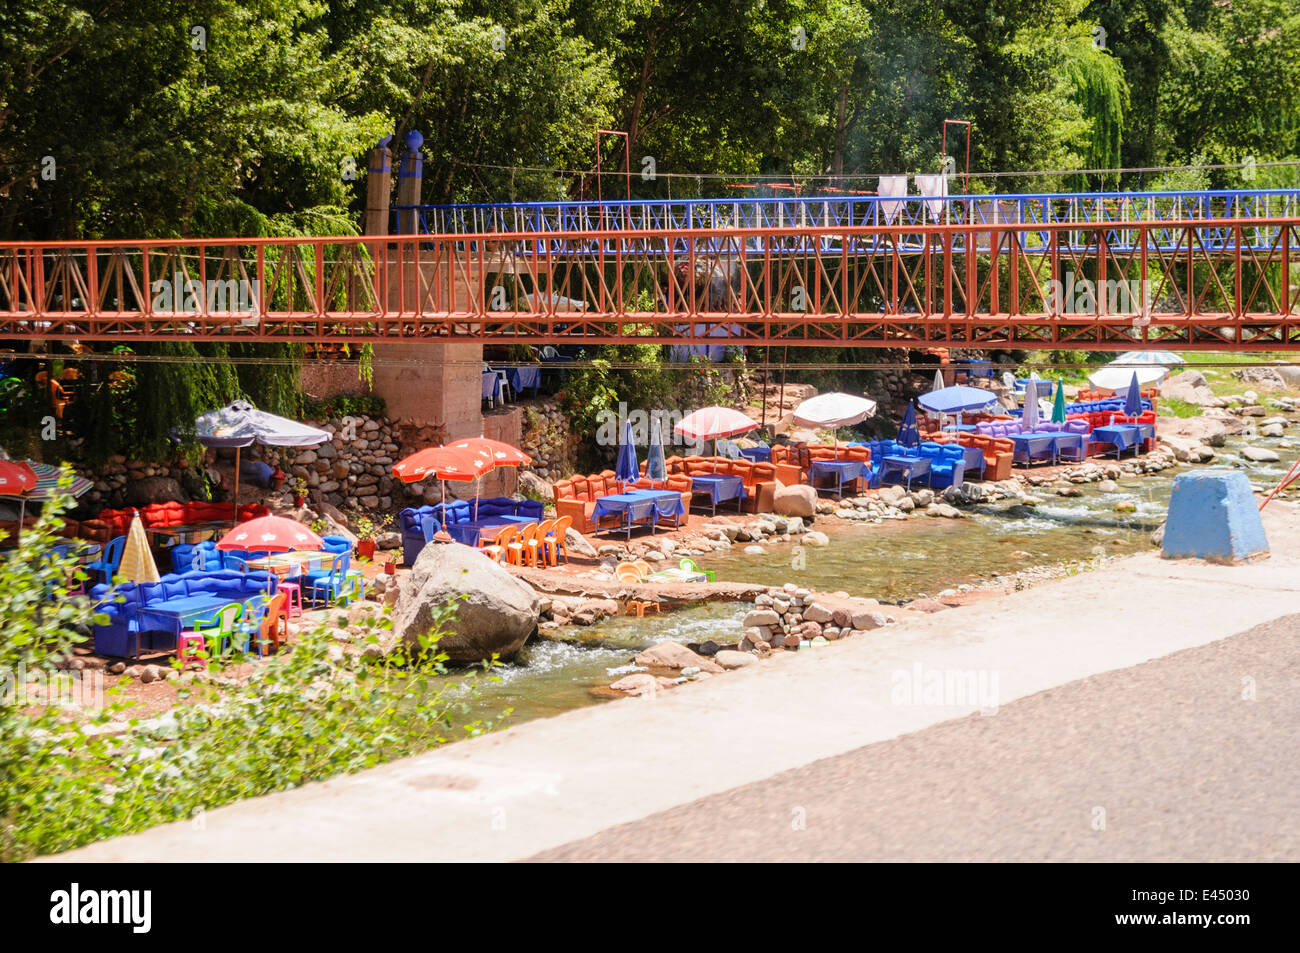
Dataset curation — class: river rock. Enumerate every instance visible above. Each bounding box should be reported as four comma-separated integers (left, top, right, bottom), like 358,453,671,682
1241,446,1280,462
804,530,830,546
610,673,660,696
1158,415,1228,447
564,527,598,557
714,650,756,669
390,542,540,662
803,602,834,623
773,483,817,517
634,641,723,673
518,471,554,502
744,608,780,628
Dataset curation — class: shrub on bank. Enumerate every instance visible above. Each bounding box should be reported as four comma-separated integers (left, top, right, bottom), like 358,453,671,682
0,478,501,861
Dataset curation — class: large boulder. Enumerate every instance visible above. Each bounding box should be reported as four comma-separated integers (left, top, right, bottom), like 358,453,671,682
518,470,554,503
1157,415,1228,447
1160,370,1222,407
390,542,540,662
773,483,817,517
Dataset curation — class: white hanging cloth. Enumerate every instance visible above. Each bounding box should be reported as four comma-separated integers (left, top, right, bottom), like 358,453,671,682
877,176,908,225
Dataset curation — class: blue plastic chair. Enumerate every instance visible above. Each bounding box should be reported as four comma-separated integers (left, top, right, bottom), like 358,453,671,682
86,536,126,584
301,552,352,607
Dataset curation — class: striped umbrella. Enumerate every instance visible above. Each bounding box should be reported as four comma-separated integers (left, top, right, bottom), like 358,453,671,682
23,461,93,500
118,513,161,584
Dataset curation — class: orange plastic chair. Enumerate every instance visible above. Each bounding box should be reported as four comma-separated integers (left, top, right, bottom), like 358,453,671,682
545,516,572,565
614,562,643,583
507,522,539,567
478,524,516,563
254,591,289,656
530,519,555,567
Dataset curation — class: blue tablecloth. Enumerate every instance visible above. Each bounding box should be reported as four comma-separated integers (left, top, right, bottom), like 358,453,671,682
510,366,542,392
445,516,536,546
738,446,772,462
592,490,686,535
880,455,930,488
809,459,866,493
1011,432,1086,465
959,445,985,478
136,595,240,646
943,424,978,433
481,372,499,401
1091,424,1145,454
690,474,747,504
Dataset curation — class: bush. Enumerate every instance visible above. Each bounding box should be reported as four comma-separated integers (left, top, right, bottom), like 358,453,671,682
301,394,387,420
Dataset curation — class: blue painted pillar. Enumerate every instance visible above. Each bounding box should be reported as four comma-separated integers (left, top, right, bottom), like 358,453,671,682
1161,470,1269,562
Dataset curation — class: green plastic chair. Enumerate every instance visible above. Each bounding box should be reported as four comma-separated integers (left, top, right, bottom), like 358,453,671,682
191,603,245,657
679,557,714,581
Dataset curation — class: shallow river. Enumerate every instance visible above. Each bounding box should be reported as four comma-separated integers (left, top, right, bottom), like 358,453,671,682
436,432,1299,728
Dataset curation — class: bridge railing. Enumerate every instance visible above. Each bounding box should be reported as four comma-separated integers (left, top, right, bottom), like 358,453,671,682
393,188,1300,238
3,217,1299,350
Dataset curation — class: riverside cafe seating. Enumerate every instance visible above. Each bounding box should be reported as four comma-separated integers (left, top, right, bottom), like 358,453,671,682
399,497,545,565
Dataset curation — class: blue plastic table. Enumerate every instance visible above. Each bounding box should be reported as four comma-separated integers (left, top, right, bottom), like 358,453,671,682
592,490,686,539
689,474,747,514
809,459,866,497
738,446,772,462
880,455,931,490
135,595,239,656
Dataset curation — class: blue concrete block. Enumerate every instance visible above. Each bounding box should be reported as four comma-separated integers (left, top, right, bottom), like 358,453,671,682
1162,469,1268,562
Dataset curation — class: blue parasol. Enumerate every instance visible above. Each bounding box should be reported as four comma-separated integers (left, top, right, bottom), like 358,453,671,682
1124,371,1142,417
917,385,1000,415
615,418,640,489
897,403,920,447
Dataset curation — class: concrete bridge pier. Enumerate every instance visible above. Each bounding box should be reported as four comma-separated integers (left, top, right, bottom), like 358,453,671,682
362,133,518,498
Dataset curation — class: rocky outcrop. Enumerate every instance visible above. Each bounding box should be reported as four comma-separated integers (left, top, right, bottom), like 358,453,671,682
390,541,541,662
1160,370,1223,407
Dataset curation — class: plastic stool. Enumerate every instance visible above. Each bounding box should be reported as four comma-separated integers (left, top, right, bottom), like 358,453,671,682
278,581,303,618
177,631,206,667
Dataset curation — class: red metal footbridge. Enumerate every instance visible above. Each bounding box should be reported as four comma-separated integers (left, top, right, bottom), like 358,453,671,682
4,188,1300,351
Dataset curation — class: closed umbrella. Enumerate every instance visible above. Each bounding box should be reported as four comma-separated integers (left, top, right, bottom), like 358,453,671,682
615,419,640,490
793,392,878,460
1052,381,1067,424
933,368,945,392
1022,379,1040,432
118,513,161,584
897,403,920,448
646,420,668,487
1124,371,1142,418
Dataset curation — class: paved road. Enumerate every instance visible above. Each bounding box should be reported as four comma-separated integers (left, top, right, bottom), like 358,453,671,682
530,614,1300,862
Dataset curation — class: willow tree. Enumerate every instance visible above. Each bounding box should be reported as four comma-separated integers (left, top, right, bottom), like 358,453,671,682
1061,33,1130,190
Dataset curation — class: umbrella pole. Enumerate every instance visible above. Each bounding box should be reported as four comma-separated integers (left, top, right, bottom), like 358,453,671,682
232,446,241,521
16,496,25,545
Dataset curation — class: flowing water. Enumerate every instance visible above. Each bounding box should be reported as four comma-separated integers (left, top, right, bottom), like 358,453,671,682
436,431,1300,729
